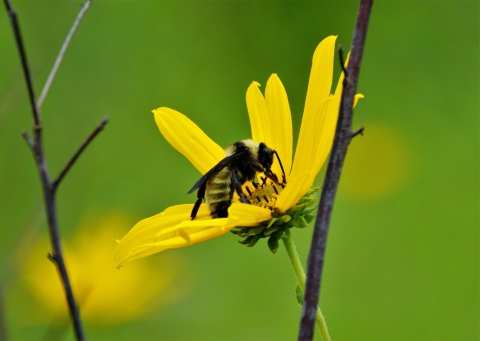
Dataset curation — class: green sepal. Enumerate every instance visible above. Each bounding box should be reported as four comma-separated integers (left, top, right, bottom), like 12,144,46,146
282,229,291,238
235,185,320,251
302,205,318,215
236,226,252,237
272,208,282,218
230,227,241,234
291,216,308,228
295,284,304,306
238,235,257,245
296,196,315,206
267,236,279,253
264,226,280,236
306,186,321,196
247,234,262,247
288,204,304,214
248,225,266,235
273,230,284,240
266,218,277,229
304,214,316,224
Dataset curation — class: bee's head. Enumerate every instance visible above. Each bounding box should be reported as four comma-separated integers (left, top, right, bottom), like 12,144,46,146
258,142,274,170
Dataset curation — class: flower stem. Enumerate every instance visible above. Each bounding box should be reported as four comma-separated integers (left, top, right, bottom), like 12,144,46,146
282,231,331,341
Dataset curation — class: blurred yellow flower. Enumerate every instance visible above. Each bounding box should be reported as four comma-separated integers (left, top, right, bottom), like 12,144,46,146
22,213,187,326
114,35,363,267
340,122,410,200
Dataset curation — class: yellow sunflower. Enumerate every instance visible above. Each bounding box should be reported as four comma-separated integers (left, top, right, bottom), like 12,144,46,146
114,35,362,267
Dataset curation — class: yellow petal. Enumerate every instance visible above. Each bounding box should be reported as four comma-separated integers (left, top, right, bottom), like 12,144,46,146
354,94,364,107
275,172,316,213
306,35,336,104
246,81,272,144
290,97,334,179
291,36,336,179
265,74,293,177
153,107,224,175
310,97,338,177
225,203,272,230
125,225,227,266
114,204,227,267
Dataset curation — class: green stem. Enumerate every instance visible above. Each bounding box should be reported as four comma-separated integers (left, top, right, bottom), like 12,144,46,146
282,231,331,341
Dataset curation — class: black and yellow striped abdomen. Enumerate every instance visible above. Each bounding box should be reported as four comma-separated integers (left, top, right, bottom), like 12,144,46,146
205,167,234,218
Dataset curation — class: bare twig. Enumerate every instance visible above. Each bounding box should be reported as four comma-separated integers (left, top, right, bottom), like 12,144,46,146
21,131,34,149
53,116,108,191
351,126,365,139
298,1,373,340
3,0,40,126
3,1,101,340
37,0,92,108
338,45,348,77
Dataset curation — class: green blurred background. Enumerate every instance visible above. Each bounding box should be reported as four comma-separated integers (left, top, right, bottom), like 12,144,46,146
1,1,478,340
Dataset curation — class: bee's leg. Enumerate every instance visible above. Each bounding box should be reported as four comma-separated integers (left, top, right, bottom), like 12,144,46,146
264,169,281,185
273,150,287,185
191,183,206,220
252,162,281,186
250,162,279,185
231,170,250,204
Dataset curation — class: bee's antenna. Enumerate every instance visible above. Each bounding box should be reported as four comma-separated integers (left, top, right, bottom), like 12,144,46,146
273,151,287,184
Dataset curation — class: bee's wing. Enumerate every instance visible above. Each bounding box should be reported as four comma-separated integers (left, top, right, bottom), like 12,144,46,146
187,150,248,194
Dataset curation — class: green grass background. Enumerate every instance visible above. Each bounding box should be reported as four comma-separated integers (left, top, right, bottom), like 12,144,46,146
1,1,478,340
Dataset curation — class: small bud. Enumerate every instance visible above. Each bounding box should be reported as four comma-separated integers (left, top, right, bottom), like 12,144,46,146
295,284,304,305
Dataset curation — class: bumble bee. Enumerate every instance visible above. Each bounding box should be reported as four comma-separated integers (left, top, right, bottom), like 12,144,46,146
188,139,286,219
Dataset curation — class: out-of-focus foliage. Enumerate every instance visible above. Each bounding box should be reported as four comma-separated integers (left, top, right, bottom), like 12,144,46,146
0,1,478,340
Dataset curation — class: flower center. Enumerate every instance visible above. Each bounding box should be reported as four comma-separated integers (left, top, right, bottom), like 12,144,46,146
231,183,321,254
244,176,285,211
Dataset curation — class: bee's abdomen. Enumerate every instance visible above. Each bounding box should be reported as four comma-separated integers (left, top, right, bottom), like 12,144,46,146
206,168,233,218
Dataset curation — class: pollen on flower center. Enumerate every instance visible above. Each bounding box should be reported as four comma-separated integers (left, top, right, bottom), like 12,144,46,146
244,175,285,211
232,184,320,254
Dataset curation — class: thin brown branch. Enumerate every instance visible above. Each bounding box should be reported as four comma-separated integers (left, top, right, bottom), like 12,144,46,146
3,0,40,126
21,130,34,149
37,0,92,108
53,116,108,191
298,0,373,340
338,45,348,77
2,1,102,340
